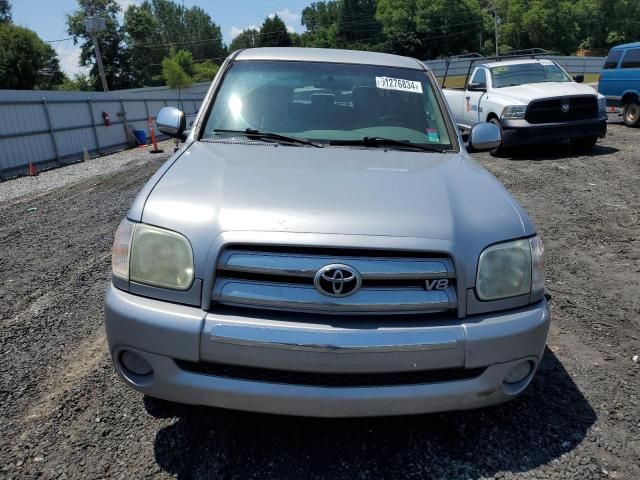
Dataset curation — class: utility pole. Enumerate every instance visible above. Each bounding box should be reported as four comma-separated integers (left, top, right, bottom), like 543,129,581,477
91,32,109,92
84,16,109,92
491,3,501,56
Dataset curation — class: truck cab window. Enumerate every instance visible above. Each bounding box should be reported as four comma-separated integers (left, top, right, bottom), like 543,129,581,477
471,69,486,86
604,50,622,69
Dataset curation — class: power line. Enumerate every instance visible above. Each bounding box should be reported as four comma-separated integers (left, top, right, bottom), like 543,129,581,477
140,16,485,51
149,55,229,67
348,24,484,46
139,23,296,50
45,37,74,43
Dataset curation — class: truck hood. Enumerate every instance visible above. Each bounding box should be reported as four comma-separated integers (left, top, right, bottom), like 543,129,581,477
494,82,598,105
139,140,533,276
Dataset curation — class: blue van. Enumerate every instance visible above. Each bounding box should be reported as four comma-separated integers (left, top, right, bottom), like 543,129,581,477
598,42,640,127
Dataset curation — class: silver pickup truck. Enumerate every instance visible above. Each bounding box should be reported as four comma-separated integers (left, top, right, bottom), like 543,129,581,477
105,47,549,417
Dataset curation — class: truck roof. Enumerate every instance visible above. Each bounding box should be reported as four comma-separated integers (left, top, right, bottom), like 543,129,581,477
480,58,556,68
234,47,425,70
610,41,640,50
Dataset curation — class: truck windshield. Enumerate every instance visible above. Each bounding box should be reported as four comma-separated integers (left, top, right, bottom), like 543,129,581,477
490,62,572,88
203,60,453,150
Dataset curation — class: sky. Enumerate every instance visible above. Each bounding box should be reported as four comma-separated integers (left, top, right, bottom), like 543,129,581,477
11,0,310,76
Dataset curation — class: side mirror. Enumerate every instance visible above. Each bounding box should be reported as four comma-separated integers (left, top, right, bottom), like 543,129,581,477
157,107,186,138
467,122,501,152
467,82,487,92
573,74,584,83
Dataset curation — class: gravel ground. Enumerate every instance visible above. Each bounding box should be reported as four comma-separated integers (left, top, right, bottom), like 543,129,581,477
0,140,176,204
1,125,639,479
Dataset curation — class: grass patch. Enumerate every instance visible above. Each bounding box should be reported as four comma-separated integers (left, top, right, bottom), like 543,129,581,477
436,76,467,88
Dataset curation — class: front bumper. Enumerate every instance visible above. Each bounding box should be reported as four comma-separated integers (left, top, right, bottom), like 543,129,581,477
105,285,550,417
500,116,607,147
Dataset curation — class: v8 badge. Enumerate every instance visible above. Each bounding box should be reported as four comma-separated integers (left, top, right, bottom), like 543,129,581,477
425,279,450,291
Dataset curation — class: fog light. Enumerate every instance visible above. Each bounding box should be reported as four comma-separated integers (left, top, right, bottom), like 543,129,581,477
120,350,153,376
504,361,533,384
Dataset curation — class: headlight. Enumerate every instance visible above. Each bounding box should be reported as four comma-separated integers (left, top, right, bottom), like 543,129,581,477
501,105,526,119
112,218,135,280
476,236,545,301
111,220,194,291
530,235,545,296
598,97,606,113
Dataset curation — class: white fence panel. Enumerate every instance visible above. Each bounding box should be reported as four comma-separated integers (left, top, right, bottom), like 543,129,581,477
0,82,209,178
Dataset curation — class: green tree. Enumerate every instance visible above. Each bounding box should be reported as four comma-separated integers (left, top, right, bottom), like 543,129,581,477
192,59,219,83
290,32,303,47
67,0,133,90
376,0,488,59
301,1,340,34
123,0,226,87
374,0,420,56
495,0,584,55
161,48,193,88
0,0,11,24
183,6,226,61
338,0,382,46
293,0,638,58
123,1,159,86
229,28,259,51
579,0,640,49
0,24,65,89
259,14,291,47
302,1,376,49
300,21,339,48
37,43,66,89
57,73,94,91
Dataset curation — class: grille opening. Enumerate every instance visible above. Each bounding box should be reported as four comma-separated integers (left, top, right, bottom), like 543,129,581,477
525,96,598,124
209,304,457,325
175,360,485,387
217,271,454,289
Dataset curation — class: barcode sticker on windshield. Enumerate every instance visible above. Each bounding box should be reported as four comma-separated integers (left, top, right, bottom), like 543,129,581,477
375,76,423,94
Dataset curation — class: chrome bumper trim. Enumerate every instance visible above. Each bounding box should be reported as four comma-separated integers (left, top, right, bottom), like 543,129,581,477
209,323,459,353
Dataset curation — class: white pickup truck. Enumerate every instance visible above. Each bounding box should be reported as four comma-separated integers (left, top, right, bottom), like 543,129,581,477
442,58,608,155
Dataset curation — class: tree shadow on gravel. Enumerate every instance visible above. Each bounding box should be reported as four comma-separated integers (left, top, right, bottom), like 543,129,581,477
147,349,595,480
502,142,618,161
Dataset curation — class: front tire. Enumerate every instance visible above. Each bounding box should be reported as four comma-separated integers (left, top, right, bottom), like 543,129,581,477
488,117,506,157
571,136,598,150
623,100,640,127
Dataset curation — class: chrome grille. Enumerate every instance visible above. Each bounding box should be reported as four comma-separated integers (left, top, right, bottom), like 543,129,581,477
212,247,457,315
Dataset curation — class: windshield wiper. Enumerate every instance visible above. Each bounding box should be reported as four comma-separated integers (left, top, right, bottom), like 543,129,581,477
329,137,446,153
212,129,322,148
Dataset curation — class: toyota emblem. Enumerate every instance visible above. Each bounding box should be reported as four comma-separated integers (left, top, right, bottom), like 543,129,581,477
314,264,362,297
